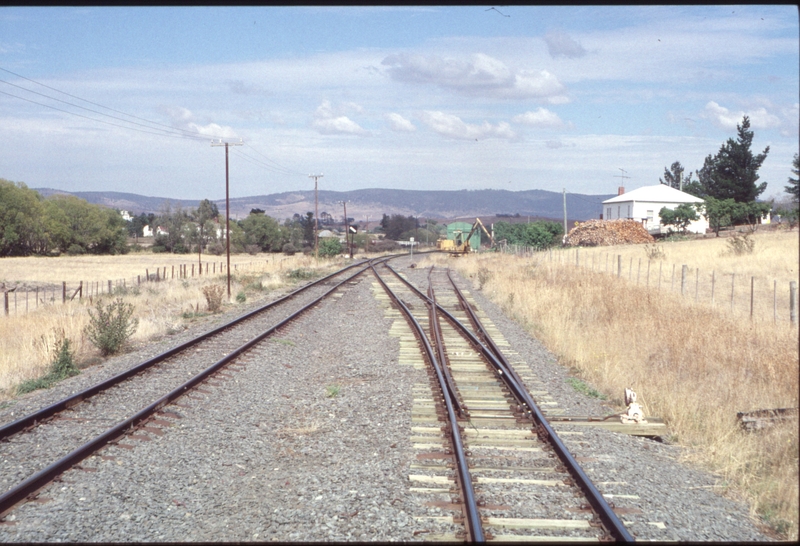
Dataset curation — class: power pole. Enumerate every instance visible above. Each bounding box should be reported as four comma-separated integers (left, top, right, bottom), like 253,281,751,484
563,188,568,243
212,139,243,300
309,174,323,261
339,200,352,258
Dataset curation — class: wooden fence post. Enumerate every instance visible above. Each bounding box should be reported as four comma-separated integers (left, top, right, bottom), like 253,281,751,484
108,280,112,294
146,269,150,282
790,281,797,324
62,282,66,304
711,271,715,305
617,255,621,278
681,265,687,296
646,259,651,287
4,291,8,316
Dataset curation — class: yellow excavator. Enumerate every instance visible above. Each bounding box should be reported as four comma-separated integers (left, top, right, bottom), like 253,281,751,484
437,218,495,255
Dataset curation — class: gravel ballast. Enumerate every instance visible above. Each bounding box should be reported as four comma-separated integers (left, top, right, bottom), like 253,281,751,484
0,256,773,542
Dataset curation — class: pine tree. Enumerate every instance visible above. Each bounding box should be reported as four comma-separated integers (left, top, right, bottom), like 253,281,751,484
786,153,799,203
696,116,769,202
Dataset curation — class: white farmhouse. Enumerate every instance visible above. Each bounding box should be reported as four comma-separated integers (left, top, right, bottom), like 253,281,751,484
602,184,708,235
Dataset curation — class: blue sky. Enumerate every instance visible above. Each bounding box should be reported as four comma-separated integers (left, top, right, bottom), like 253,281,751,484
1,5,797,202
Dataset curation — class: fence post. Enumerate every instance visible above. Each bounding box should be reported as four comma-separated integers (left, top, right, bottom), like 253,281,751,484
790,281,796,324
79,281,83,300
576,248,579,267
146,269,150,282
62,281,66,304
36,287,39,309
4,291,8,316
681,265,687,296
617,255,621,278
646,259,651,287
108,280,112,294
711,271,715,305
138,275,141,285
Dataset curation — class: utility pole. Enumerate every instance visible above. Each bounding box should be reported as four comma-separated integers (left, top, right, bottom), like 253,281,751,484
212,138,243,300
563,188,568,243
309,174,323,261
339,200,352,258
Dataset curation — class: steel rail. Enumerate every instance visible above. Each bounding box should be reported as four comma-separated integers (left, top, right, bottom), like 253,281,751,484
0,259,372,441
0,263,376,518
387,263,634,542
370,263,484,543
426,269,468,419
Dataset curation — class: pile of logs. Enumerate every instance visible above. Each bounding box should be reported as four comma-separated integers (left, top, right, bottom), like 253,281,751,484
565,219,655,247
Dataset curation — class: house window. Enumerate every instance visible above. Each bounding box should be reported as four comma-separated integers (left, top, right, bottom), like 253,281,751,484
647,210,654,222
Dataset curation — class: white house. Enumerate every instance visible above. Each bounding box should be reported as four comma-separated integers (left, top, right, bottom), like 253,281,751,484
602,184,708,235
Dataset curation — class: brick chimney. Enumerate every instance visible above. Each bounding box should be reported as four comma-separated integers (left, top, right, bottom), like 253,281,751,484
618,186,625,195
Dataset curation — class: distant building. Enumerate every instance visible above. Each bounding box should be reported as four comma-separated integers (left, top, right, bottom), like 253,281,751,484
119,210,133,222
602,185,708,235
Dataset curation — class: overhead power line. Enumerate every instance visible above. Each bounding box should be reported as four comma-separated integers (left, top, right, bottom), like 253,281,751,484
0,65,308,177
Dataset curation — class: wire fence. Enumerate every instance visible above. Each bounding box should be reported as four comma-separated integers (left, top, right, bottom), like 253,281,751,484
2,260,270,318
498,244,799,326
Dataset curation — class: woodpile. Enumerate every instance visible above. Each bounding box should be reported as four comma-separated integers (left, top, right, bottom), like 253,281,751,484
565,219,655,247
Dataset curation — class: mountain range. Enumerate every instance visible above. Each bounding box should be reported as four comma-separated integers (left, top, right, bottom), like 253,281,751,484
34,187,614,225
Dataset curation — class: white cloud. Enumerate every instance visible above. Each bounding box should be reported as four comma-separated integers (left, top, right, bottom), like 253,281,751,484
544,31,587,59
703,101,781,131
311,100,369,136
385,112,416,132
419,111,517,141
162,106,238,138
513,108,564,128
382,52,567,101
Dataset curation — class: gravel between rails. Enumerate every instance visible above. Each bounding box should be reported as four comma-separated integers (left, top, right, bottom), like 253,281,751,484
400,256,772,542
0,256,774,542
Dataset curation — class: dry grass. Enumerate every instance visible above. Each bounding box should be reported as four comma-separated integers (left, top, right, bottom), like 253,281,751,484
0,252,344,399
420,229,799,539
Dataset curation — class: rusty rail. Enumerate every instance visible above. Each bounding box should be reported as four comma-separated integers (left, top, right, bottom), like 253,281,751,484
387,263,634,542
0,261,379,518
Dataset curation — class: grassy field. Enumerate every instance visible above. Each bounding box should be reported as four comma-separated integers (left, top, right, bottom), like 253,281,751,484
419,228,799,540
0,252,343,398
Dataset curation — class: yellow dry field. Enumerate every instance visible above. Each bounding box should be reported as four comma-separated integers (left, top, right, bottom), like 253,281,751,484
0,252,342,399
419,228,799,540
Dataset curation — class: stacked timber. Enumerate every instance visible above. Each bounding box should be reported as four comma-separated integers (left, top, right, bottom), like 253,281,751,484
565,219,655,247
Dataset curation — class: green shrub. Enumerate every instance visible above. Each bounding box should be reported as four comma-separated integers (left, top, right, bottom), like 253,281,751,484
17,338,80,394
318,238,343,258
236,291,246,303
286,268,316,281
66,244,85,256
85,298,139,356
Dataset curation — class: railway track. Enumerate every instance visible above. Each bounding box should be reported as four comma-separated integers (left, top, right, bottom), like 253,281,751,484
0,253,767,542
370,262,633,542
0,258,382,519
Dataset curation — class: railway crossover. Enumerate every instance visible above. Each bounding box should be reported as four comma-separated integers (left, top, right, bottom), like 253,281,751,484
0,253,706,541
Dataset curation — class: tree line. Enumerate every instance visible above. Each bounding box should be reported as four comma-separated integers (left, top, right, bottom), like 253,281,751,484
658,116,799,234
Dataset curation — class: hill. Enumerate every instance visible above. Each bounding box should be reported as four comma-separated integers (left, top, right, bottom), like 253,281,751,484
33,187,613,224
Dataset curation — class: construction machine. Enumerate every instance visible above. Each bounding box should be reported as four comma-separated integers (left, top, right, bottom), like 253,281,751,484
437,218,495,255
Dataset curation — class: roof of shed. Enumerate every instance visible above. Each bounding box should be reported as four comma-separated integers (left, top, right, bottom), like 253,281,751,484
603,184,704,204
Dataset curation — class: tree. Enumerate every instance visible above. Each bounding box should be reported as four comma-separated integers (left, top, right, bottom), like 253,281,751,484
299,212,315,248
44,195,127,255
660,161,693,191
493,221,563,249
240,212,284,252
0,179,49,256
153,203,190,253
700,197,737,237
696,116,769,202
659,203,699,233
193,199,219,263
786,153,799,203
